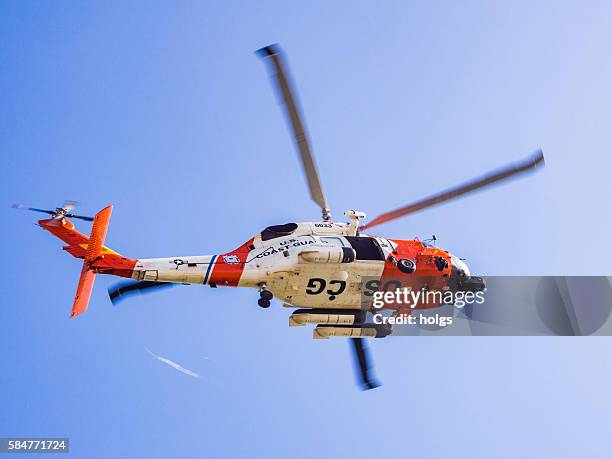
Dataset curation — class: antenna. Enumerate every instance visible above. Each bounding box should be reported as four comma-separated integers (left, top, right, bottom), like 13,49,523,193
423,235,437,247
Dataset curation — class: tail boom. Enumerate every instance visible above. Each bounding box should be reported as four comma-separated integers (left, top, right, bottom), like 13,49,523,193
38,207,252,315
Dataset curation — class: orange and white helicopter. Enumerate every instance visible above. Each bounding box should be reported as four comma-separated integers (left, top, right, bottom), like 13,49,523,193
15,45,544,390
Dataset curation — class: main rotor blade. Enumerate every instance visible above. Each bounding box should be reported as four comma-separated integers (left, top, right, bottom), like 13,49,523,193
361,149,545,231
108,281,175,304
257,44,331,221
350,338,380,390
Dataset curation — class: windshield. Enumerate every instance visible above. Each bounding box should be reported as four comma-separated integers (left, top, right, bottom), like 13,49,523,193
260,223,298,241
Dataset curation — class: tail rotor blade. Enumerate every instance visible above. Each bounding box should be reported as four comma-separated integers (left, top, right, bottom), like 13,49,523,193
257,44,331,221
108,281,176,304
62,200,79,212
12,202,93,221
350,338,380,390
66,214,94,221
361,150,545,231
12,204,54,215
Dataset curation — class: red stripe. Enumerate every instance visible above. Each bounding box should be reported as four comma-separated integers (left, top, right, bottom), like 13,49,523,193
208,238,254,287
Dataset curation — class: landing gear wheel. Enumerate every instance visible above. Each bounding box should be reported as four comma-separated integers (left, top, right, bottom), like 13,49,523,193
397,258,416,274
258,298,271,308
260,290,273,301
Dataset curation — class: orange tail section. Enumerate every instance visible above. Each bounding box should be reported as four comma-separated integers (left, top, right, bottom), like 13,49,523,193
70,206,113,318
37,205,139,317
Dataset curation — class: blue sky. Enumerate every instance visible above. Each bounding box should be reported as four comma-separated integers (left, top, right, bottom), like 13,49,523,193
2,1,612,457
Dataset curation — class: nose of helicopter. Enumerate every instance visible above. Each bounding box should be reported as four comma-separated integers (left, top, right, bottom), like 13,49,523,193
450,254,470,278
449,254,486,292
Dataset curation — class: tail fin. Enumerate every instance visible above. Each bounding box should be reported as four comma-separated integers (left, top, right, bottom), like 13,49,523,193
71,268,96,318
70,206,113,318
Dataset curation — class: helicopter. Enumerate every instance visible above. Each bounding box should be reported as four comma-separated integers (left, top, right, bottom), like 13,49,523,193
14,44,544,390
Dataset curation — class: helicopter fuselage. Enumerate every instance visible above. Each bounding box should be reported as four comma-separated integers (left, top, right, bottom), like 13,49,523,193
40,215,479,314
128,220,458,311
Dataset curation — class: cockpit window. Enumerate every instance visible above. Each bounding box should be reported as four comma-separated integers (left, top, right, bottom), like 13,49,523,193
344,236,385,261
261,223,298,241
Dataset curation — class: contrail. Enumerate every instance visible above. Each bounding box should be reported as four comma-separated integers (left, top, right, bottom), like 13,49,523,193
145,348,200,379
